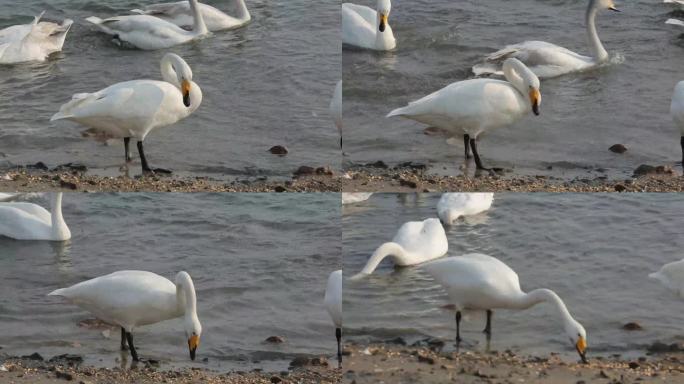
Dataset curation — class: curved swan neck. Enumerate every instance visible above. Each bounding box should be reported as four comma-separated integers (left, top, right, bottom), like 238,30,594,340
514,288,575,323
360,242,408,275
234,0,250,21
502,60,529,97
49,193,69,239
176,272,198,317
160,56,181,88
586,4,608,62
190,0,208,35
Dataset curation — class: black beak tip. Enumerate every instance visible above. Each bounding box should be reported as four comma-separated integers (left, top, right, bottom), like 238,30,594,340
611,7,620,12
183,93,191,107
580,353,588,364
533,106,540,116
379,22,385,32
190,349,196,361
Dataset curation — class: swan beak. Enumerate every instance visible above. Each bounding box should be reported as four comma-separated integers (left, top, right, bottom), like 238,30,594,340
529,88,541,116
608,4,620,12
379,14,388,32
188,334,199,360
181,79,191,107
576,336,588,364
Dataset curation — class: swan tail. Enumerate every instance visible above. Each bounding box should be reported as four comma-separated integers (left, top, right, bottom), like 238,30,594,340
85,16,104,25
48,288,67,297
387,105,410,118
52,19,74,35
130,9,146,15
33,11,46,26
51,93,97,121
666,18,684,27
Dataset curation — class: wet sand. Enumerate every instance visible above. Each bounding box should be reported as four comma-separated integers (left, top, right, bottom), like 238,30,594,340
0,355,341,384
343,164,684,192
344,342,684,384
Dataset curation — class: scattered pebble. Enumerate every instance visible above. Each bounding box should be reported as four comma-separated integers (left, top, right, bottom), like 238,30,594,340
268,145,289,156
265,336,285,344
609,144,628,154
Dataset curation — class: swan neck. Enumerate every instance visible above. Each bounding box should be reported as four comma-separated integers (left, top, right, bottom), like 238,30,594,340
517,288,574,323
360,242,407,275
234,0,250,20
503,61,528,97
586,6,608,62
190,0,208,35
49,193,67,236
176,272,198,317
160,56,181,88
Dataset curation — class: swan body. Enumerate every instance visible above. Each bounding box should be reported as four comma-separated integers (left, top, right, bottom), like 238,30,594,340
324,270,343,366
437,193,494,225
131,0,250,32
650,259,684,298
671,81,684,165
86,0,208,50
388,58,541,170
342,0,395,51
342,192,372,205
331,80,342,148
0,12,72,64
49,270,201,361
666,18,684,27
472,0,619,78
51,53,203,174
422,254,587,363
0,192,70,241
352,218,447,278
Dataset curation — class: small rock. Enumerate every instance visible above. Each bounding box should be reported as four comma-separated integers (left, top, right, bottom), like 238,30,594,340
366,160,388,169
386,337,406,346
293,166,315,176
274,186,287,193
417,354,435,365
28,162,49,171
629,361,640,369
55,369,73,381
399,179,417,188
315,166,334,176
268,145,289,156
614,184,626,192
265,336,285,344
60,180,78,190
310,357,328,366
609,144,628,154
270,376,283,383
289,356,310,367
623,322,643,331
24,352,44,361
633,164,674,177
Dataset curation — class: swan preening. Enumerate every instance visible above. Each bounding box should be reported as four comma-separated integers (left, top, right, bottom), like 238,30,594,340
671,81,684,165
0,192,70,241
650,259,684,298
86,0,209,50
473,0,619,79
342,0,396,51
422,254,588,363
0,12,72,64
324,270,343,366
331,80,343,148
437,193,494,225
351,218,448,279
51,53,203,175
131,0,251,32
342,192,373,205
49,270,201,362
388,58,541,170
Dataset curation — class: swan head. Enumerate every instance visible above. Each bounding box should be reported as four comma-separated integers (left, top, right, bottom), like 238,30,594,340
161,53,194,107
503,58,541,115
591,0,619,12
529,85,541,116
565,319,588,364
185,315,202,360
376,0,391,32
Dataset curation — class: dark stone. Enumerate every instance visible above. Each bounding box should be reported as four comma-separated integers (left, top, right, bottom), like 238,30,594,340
23,353,44,361
265,336,285,344
366,160,388,169
55,369,73,380
609,144,628,154
399,179,418,189
628,362,640,369
310,357,328,366
268,145,289,156
622,322,643,331
417,354,435,365
29,162,49,171
274,186,287,193
633,164,675,177
60,180,78,190
293,166,315,176
270,376,283,383
315,166,334,176
289,356,311,367
49,354,83,365
386,337,406,346
614,184,626,192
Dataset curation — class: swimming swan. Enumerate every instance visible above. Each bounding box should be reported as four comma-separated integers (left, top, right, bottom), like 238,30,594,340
0,192,70,241
49,270,201,361
0,11,72,64
437,193,494,225
388,58,541,170
473,0,620,79
422,254,588,363
131,0,251,32
51,53,203,175
324,270,343,366
351,218,447,279
342,0,396,51
86,0,209,50
342,193,372,205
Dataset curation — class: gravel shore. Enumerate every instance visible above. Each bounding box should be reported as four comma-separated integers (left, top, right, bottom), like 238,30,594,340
344,342,684,384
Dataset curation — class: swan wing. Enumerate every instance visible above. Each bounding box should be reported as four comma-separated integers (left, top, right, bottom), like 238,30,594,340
341,192,372,205
342,3,376,49
393,219,448,259
133,2,247,31
342,3,377,26
666,18,684,27
0,204,51,239
0,202,51,224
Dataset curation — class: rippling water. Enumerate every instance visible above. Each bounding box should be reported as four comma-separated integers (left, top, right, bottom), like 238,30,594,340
343,0,684,179
0,0,340,179
343,193,684,360
0,193,341,371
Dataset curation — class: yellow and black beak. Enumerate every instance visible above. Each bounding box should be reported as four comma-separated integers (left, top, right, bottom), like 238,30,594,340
379,14,388,32
529,88,541,116
188,334,199,361
576,336,588,364
181,79,191,107
608,4,620,12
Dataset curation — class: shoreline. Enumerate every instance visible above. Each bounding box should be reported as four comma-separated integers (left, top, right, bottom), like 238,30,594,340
344,342,684,384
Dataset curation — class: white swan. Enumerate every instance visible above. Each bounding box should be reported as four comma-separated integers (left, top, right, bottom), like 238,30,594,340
342,0,396,51
666,18,684,27
437,193,494,225
0,192,70,241
324,270,343,366
422,254,588,363
671,81,684,165
51,53,203,174
388,58,541,170
331,80,342,148
650,259,684,298
352,218,448,279
0,12,72,64
131,0,250,32
342,192,372,205
49,270,201,361
0,192,42,202
86,0,209,50
472,0,620,79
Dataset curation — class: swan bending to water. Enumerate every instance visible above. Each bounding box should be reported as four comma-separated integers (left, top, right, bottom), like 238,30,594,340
0,12,72,64
51,53,203,175
49,271,201,361
388,58,541,170
131,0,250,32
86,0,208,50
324,270,343,366
342,0,396,51
0,192,70,241
650,259,684,298
472,0,620,79
437,193,494,225
422,254,588,363
672,81,684,165
331,80,342,148
351,218,447,279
